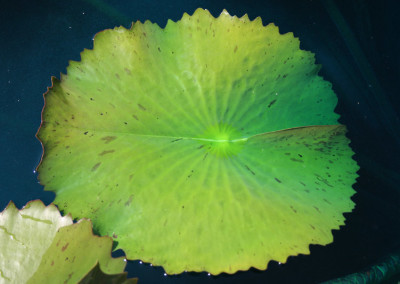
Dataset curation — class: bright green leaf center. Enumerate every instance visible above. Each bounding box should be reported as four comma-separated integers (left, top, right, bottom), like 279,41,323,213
198,123,246,158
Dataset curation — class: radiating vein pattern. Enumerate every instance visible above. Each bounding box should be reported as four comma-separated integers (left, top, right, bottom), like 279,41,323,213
37,8,358,275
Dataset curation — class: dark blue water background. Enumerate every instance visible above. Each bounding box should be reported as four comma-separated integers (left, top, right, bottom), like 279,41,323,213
0,0,399,283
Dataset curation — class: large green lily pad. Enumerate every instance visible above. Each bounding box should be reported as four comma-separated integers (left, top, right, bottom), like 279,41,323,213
0,200,134,283
37,8,359,274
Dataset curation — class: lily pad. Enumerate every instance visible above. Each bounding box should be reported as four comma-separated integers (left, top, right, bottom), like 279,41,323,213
37,8,359,274
0,200,133,283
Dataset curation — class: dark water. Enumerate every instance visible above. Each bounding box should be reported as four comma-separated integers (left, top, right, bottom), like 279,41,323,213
0,0,399,283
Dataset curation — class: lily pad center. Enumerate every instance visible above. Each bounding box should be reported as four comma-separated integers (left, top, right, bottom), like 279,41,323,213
198,123,246,158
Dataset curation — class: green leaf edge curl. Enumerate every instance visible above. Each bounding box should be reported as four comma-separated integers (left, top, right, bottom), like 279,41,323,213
37,8,359,275
0,200,136,283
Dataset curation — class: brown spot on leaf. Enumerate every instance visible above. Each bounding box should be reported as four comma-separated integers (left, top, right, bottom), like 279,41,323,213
61,243,69,252
101,136,117,144
64,273,73,284
99,150,115,156
91,162,101,171
124,68,131,75
234,45,238,53
125,195,134,206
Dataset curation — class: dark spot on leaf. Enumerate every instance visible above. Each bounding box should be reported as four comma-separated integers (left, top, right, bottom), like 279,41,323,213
61,243,69,252
125,195,134,206
315,174,333,187
274,177,282,183
245,165,255,175
91,162,101,171
124,68,131,75
138,104,146,111
267,99,277,108
99,150,115,156
234,45,238,53
84,131,88,135
101,136,117,144
171,138,182,142
313,206,321,213
132,114,139,120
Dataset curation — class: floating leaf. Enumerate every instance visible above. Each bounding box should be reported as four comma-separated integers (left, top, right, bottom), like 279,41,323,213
37,8,359,274
0,200,132,283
